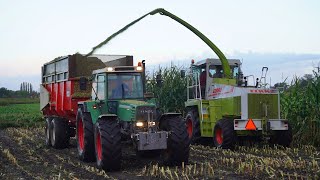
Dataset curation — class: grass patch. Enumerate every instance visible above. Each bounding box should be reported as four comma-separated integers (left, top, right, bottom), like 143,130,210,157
0,98,39,106
0,103,43,128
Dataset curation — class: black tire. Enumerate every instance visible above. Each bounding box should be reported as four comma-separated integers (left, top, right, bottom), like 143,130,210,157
76,108,95,162
161,116,190,166
185,110,201,144
45,117,53,147
94,119,122,171
213,118,237,149
271,123,293,147
50,117,69,149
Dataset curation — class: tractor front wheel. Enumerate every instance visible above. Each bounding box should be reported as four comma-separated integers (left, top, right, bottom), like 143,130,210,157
94,119,122,171
162,116,190,166
213,118,237,149
185,110,201,144
76,109,95,162
50,117,69,149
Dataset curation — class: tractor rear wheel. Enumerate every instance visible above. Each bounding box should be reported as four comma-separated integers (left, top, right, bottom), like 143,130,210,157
213,118,236,149
271,123,293,147
50,117,69,149
45,117,53,147
76,108,95,162
94,119,122,171
185,110,201,144
162,116,190,166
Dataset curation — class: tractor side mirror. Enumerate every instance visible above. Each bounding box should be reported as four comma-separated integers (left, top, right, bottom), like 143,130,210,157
180,70,186,78
79,77,88,90
156,74,162,87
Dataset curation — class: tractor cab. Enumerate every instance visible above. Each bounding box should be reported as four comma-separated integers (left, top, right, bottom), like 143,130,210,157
187,58,242,100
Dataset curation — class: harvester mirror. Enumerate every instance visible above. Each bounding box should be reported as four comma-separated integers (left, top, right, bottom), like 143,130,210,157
156,74,162,87
144,92,154,99
180,70,186,78
79,77,88,90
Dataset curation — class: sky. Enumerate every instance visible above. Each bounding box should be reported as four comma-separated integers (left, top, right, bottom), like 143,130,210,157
0,0,320,90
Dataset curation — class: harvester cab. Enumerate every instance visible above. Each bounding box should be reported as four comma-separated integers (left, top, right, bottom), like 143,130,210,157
76,56,189,171
185,58,292,149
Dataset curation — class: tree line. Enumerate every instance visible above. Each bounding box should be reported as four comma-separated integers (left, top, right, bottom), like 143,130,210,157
0,82,39,98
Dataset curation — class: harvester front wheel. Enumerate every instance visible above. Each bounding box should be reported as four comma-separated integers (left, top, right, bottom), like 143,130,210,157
94,118,122,171
76,109,95,162
185,110,201,144
271,123,293,147
162,116,190,166
213,118,236,149
50,117,69,149
45,117,53,147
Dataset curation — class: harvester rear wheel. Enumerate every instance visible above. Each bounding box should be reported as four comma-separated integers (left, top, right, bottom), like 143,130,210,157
162,116,190,166
213,118,236,149
271,123,293,147
94,118,122,171
185,110,201,144
76,108,95,162
50,117,69,149
45,117,53,147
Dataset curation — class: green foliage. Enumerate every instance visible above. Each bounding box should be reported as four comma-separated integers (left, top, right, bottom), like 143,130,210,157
0,103,42,128
146,65,187,113
281,71,320,146
0,98,39,106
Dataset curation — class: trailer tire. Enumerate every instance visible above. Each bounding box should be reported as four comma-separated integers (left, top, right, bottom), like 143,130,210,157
50,117,69,149
95,118,122,171
45,117,53,147
213,118,236,149
76,109,95,162
185,110,201,144
271,123,293,147
161,116,190,166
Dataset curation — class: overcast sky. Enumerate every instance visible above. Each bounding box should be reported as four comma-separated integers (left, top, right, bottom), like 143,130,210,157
0,0,320,90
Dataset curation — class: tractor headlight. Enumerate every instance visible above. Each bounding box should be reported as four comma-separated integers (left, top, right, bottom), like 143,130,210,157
136,122,144,127
148,121,156,127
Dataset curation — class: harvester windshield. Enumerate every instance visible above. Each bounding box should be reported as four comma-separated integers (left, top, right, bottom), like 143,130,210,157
107,73,143,99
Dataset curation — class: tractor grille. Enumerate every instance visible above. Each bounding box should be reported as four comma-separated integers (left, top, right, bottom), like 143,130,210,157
248,94,279,119
136,106,156,121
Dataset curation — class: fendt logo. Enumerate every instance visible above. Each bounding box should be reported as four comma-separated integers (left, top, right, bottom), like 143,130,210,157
250,89,276,93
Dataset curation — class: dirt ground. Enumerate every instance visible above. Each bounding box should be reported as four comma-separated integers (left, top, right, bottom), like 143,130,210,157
0,127,319,179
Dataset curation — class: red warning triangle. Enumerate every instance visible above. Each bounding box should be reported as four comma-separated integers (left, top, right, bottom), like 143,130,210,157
245,119,256,130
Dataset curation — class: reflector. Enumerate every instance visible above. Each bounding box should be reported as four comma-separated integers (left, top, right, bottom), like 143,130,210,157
245,119,256,130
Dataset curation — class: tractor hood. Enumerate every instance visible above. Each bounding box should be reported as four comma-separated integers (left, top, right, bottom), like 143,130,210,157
117,100,156,122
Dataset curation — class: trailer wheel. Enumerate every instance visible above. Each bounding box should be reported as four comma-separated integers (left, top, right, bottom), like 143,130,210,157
213,118,236,149
50,117,69,149
185,110,201,144
162,115,190,166
45,117,53,147
94,118,121,171
76,109,95,162
271,123,293,147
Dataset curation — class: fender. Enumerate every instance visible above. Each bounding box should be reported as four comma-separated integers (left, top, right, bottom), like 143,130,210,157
158,113,182,130
98,114,117,120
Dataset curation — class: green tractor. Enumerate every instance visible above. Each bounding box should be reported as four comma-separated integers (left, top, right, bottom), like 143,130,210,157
185,58,292,148
76,60,189,171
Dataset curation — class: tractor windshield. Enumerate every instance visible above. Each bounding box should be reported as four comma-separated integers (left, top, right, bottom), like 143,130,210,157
107,73,143,100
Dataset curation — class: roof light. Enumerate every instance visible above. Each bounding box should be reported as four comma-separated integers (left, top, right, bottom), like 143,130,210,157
191,59,195,64
138,62,142,66
136,66,143,71
107,67,114,72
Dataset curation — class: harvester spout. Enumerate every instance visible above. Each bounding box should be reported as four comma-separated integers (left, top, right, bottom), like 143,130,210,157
86,8,232,78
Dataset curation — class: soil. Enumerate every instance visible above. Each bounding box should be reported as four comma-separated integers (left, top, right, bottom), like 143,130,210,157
0,127,319,179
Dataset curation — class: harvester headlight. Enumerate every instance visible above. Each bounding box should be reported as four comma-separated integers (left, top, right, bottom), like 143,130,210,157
136,122,144,127
107,67,114,72
136,66,143,71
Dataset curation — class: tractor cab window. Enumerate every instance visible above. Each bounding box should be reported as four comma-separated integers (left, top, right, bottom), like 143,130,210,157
232,66,239,78
96,75,106,100
209,65,223,78
107,73,143,100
